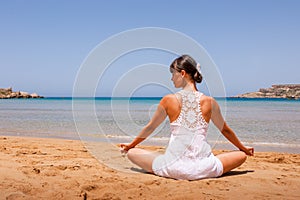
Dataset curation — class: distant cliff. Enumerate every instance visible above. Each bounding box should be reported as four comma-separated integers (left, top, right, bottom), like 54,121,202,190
234,84,300,99
0,87,43,99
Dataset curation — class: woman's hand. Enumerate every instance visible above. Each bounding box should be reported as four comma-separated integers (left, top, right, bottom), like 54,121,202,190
242,146,254,156
119,143,132,153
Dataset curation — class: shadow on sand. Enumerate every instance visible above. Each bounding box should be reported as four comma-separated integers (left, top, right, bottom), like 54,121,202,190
130,167,255,179
221,170,255,178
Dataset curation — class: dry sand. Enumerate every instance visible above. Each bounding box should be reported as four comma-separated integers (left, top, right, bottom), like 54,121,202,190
0,136,299,200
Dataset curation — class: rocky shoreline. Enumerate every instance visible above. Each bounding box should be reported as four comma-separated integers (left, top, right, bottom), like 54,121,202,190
234,84,300,99
0,87,43,99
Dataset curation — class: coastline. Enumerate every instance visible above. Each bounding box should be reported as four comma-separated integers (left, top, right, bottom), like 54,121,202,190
233,84,300,100
1,135,299,200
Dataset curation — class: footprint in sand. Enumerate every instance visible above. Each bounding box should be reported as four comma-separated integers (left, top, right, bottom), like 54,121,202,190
5,192,28,200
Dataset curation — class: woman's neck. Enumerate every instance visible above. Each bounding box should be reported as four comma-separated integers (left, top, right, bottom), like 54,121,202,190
182,82,197,91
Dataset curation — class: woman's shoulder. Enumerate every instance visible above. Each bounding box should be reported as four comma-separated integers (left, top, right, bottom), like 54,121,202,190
159,94,181,117
200,93,214,101
160,93,178,103
200,94,218,107
159,93,180,109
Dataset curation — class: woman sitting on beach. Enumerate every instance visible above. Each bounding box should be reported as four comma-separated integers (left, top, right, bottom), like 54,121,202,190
120,55,254,180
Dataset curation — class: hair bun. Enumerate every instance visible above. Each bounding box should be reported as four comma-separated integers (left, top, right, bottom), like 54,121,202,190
193,71,203,83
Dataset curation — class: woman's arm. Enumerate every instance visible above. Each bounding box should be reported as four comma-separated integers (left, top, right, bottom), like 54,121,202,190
210,98,254,156
120,97,168,151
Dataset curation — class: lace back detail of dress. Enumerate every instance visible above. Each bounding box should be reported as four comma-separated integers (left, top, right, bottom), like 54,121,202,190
174,90,208,130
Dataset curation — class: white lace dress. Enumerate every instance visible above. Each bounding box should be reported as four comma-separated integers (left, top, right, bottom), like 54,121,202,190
152,90,223,180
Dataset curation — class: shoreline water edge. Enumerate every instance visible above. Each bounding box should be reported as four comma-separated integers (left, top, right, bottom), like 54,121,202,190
0,97,299,154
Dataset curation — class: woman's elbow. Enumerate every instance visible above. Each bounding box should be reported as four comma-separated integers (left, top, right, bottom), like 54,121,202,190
221,124,233,135
144,124,156,134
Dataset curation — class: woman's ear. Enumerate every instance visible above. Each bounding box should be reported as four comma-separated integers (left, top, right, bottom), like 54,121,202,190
181,70,186,77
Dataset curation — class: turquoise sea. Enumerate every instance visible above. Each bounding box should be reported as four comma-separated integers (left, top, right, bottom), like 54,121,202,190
0,97,299,153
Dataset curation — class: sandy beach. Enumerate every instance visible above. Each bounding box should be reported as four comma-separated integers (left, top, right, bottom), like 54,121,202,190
0,136,299,200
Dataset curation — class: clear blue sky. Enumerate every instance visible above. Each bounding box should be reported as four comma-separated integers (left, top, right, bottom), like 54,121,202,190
1,0,299,97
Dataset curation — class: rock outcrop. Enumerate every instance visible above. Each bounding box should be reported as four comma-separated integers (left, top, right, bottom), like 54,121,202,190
0,87,44,99
234,84,300,99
